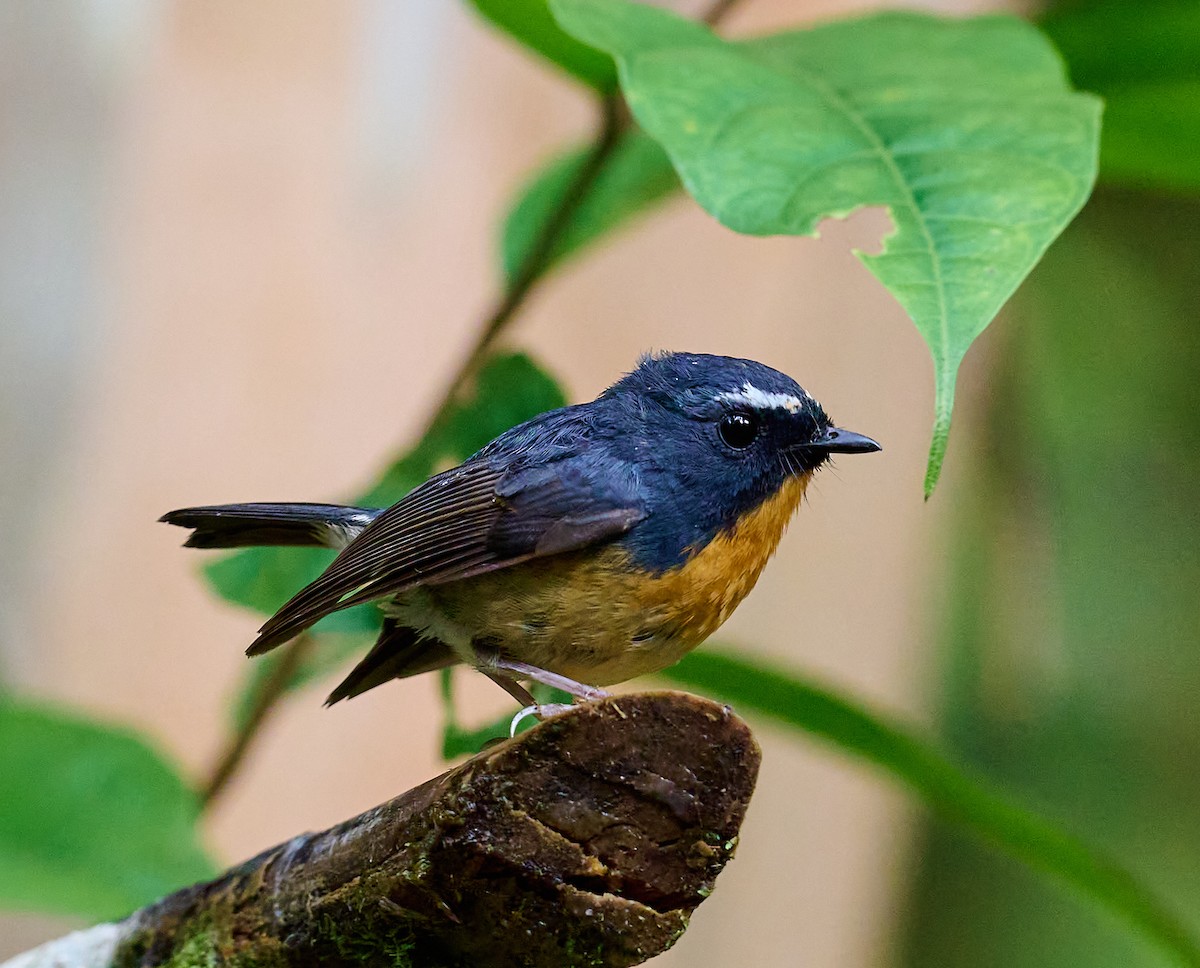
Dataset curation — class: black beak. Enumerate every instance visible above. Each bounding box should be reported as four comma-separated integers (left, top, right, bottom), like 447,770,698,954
807,425,882,455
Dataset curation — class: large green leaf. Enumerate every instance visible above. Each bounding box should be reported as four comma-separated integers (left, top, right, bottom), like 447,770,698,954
204,353,567,719
502,129,679,285
552,1,1101,494
660,650,1200,966
0,698,215,921
467,0,615,92
1043,0,1200,192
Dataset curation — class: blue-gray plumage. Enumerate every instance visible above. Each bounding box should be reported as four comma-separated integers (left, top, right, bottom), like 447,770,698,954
161,352,880,709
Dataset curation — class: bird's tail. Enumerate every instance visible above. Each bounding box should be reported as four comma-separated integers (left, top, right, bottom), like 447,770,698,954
160,503,380,550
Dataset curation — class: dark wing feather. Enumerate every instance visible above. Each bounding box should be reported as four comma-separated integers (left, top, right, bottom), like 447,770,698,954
247,456,645,655
324,620,458,705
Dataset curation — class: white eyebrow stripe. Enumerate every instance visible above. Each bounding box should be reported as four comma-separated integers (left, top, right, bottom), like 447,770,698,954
715,381,809,413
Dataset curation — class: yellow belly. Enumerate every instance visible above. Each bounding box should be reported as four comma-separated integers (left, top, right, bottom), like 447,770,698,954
412,474,810,685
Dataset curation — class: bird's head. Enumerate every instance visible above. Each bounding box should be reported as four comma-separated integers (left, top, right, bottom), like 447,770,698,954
604,351,880,568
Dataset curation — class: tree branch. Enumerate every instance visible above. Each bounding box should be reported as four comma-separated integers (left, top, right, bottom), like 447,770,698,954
9,693,760,968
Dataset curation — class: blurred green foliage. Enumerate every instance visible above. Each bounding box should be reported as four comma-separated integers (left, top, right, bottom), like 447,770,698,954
0,697,214,921
667,650,1200,966
895,1,1200,962
899,189,1200,967
1043,0,1200,191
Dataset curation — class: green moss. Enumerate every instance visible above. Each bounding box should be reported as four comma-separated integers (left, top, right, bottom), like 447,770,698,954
562,935,607,968
313,910,417,967
114,908,292,968
160,930,220,968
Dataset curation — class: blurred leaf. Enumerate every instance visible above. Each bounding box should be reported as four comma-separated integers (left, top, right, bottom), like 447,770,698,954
1043,0,1200,192
660,649,1200,966
202,353,566,721
467,0,616,92
502,130,679,284
0,698,215,921
204,548,378,636
552,1,1101,494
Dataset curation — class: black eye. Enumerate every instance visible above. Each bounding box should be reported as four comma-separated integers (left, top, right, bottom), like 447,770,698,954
719,411,759,449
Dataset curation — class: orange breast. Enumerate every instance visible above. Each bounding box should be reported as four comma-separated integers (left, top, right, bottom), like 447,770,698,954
418,473,812,686
631,472,811,644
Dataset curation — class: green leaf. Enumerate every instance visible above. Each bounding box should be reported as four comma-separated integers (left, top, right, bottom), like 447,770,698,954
502,129,679,285
1043,0,1200,192
552,1,1101,494
467,0,616,92
0,698,216,921
660,649,1200,967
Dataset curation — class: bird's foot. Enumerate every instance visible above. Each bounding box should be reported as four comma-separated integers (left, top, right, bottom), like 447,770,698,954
509,702,575,737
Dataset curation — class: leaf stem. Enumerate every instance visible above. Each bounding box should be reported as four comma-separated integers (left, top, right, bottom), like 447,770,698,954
701,0,742,26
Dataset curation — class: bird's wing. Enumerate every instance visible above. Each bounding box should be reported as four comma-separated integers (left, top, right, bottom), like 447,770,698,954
324,619,459,705
247,457,645,655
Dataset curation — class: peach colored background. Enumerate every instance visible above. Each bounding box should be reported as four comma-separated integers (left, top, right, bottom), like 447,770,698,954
1,1,1005,963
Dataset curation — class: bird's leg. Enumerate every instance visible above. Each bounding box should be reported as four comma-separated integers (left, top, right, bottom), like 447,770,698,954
508,704,565,736
476,669,555,737
475,656,609,737
481,670,537,707
488,657,610,702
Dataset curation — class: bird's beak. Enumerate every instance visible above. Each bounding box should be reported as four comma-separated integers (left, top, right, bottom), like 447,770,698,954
807,425,882,454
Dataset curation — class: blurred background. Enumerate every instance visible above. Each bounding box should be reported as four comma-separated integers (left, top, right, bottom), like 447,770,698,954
1,1,1196,965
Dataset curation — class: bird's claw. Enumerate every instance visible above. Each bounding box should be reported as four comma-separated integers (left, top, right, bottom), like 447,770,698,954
509,702,574,737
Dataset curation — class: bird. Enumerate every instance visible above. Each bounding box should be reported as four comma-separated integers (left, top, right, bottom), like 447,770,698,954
162,352,880,717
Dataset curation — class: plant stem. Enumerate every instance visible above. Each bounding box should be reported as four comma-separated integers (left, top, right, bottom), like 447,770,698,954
199,633,314,808
418,90,626,437
701,0,741,26
419,0,743,438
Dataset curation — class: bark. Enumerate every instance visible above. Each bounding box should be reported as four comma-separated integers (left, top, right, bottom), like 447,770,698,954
13,691,759,968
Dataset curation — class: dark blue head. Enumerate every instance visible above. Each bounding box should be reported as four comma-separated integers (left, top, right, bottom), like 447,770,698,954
603,352,880,570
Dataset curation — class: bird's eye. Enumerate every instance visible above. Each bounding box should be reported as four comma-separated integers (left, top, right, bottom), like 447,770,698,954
719,411,759,449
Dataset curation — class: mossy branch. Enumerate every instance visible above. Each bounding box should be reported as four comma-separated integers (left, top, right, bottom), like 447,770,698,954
8,692,759,968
